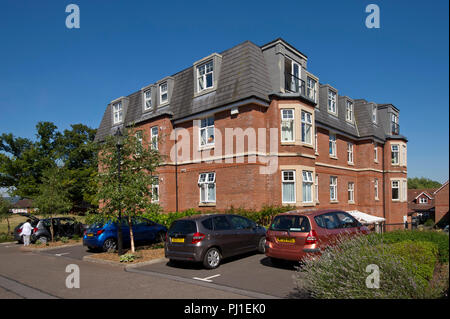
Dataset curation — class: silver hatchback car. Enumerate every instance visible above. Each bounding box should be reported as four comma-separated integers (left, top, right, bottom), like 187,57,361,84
165,214,266,269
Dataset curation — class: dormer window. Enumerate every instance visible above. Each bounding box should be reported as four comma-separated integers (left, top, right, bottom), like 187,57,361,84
160,82,168,105
197,60,214,92
144,89,152,110
391,113,399,135
419,197,428,204
346,100,353,123
307,77,317,102
328,90,337,114
372,105,377,123
113,101,123,124
285,59,303,93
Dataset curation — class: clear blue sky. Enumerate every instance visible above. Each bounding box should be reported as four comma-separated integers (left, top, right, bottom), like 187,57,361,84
0,0,448,185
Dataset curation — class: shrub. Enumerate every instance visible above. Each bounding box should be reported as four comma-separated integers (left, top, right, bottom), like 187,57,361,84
72,234,80,241
119,253,138,263
60,236,69,243
424,219,435,227
296,234,440,299
371,230,449,263
0,233,13,243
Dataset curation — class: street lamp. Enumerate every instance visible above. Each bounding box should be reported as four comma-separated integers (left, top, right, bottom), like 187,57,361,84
114,127,124,256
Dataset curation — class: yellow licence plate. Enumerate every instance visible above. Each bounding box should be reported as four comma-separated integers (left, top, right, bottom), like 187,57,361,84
171,238,185,243
277,237,295,243
87,233,94,237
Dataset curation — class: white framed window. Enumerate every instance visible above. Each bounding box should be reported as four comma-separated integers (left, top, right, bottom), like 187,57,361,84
314,127,318,153
391,144,399,165
151,176,159,202
374,143,378,162
150,126,158,150
282,170,296,204
144,89,152,110
301,110,312,144
302,171,314,203
346,100,353,122
372,106,377,123
160,82,168,104
419,197,428,204
329,133,336,157
330,176,338,201
374,178,379,200
328,90,337,114
392,180,400,200
199,172,216,203
307,77,317,101
347,142,354,164
348,182,354,203
281,109,294,142
199,116,215,147
197,60,214,92
402,144,407,166
113,101,123,124
135,130,143,154
315,174,319,202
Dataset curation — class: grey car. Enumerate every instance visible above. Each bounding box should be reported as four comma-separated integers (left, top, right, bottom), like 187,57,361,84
165,214,266,269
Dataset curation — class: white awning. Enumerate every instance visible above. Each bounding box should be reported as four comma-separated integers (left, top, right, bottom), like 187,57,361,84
347,210,385,225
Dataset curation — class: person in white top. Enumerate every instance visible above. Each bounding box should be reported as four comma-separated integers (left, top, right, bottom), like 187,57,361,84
20,219,33,246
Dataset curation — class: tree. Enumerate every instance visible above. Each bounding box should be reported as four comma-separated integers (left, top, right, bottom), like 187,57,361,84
0,197,12,235
34,167,72,242
96,127,161,253
0,122,98,213
408,177,442,189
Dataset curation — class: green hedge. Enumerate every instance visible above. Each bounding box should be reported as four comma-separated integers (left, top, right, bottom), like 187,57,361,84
296,234,442,299
371,230,449,263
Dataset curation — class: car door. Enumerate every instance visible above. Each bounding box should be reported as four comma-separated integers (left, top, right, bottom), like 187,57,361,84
317,212,342,246
228,215,254,252
335,212,361,237
211,216,236,258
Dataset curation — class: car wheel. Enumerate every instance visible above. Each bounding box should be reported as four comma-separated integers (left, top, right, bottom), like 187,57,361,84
102,238,117,252
203,247,221,269
257,236,266,253
37,236,48,244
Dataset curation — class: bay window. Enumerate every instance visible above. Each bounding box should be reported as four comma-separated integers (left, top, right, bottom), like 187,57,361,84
282,170,296,203
302,171,313,203
301,110,312,144
281,109,294,142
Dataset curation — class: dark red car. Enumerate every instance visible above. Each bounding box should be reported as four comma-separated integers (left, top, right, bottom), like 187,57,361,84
265,209,370,263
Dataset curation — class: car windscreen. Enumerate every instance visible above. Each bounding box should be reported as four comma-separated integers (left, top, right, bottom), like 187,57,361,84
169,220,197,235
269,215,310,232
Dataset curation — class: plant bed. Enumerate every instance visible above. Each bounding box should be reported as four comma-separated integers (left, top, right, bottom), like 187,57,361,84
25,238,82,250
87,243,165,265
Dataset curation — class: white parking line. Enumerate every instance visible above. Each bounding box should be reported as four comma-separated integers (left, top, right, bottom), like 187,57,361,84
193,274,221,282
55,253,70,257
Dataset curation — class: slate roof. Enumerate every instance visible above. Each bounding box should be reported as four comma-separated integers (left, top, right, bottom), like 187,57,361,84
94,38,404,144
95,40,272,142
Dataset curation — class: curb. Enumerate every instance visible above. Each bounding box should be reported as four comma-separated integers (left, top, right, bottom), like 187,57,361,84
125,258,168,269
0,241,17,245
22,242,82,252
82,255,168,268
82,255,125,267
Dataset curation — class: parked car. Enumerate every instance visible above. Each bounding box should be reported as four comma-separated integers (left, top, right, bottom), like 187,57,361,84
82,217,167,252
14,214,86,244
165,214,267,269
444,225,449,233
265,209,369,263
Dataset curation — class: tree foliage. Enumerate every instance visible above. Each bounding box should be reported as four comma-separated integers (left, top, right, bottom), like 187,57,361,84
0,197,12,234
0,122,97,212
408,177,442,190
96,127,162,252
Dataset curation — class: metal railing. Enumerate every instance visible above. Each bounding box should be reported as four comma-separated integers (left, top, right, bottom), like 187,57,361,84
391,122,400,135
285,73,305,96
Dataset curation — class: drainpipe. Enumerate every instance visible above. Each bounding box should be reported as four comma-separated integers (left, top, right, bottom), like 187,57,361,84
175,128,179,212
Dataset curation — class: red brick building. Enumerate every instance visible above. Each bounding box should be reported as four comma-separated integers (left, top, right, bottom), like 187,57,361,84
94,38,408,224
434,181,449,226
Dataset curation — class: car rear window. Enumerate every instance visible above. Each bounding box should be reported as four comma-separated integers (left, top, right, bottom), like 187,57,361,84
169,220,197,234
201,218,213,230
270,215,310,232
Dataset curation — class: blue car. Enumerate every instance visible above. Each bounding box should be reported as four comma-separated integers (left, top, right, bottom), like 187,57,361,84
83,217,167,252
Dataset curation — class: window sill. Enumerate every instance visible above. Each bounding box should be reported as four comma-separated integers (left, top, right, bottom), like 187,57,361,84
302,203,315,207
199,145,215,151
329,156,338,160
330,200,339,204
159,102,170,108
194,87,216,98
392,199,400,202
315,152,319,156
281,141,296,146
348,201,355,205
347,162,354,166
302,143,314,149
199,202,216,207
